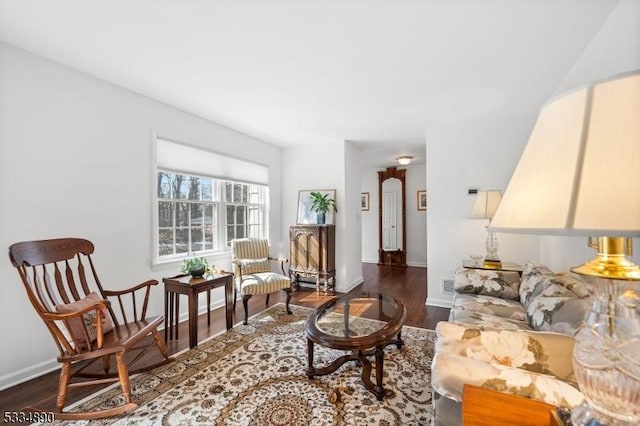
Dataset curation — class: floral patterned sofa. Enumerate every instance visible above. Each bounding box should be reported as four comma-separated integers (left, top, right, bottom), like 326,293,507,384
430,262,591,425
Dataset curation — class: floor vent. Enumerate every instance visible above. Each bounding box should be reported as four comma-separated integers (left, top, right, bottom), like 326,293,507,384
442,278,454,294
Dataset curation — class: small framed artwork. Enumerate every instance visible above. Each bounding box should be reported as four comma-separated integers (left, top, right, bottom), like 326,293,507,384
297,189,336,224
417,190,427,211
361,192,370,211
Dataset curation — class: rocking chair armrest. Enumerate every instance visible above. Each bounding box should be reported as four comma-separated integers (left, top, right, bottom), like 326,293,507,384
102,279,158,322
44,300,110,322
103,279,159,297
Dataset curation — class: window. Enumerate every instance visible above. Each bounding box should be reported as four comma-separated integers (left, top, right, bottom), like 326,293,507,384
157,170,267,259
225,182,265,244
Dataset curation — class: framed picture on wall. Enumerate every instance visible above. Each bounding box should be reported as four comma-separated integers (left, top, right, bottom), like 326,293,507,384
361,192,370,211
417,190,427,211
297,189,336,224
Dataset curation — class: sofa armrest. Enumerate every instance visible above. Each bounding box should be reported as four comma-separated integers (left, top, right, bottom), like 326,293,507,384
431,352,583,409
435,321,576,382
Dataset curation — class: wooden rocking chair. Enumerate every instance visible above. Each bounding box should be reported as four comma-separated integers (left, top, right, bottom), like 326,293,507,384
8,238,174,420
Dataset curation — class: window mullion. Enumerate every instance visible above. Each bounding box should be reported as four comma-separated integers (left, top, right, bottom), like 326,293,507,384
156,168,267,260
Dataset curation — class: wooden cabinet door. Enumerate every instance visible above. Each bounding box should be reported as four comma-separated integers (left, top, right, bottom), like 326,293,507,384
290,226,320,272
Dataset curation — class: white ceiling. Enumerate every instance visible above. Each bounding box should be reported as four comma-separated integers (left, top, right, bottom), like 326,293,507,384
0,0,619,166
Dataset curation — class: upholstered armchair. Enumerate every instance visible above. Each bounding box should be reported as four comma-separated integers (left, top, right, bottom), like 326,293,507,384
231,238,292,325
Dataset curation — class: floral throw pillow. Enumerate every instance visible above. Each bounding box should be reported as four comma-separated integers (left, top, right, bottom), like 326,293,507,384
526,284,590,335
519,262,555,307
454,268,521,300
56,292,115,349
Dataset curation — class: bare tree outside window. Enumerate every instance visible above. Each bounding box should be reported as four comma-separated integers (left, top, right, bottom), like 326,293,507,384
157,170,266,259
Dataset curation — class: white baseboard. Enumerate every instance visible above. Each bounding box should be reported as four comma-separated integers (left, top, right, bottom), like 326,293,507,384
339,276,363,293
362,259,426,268
0,358,60,391
298,276,363,294
426,297,453,309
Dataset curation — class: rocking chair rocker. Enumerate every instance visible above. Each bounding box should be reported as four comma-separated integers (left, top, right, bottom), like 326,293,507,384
8,238,174,420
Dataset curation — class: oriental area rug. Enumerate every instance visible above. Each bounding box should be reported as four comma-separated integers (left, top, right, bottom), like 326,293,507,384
60,304,435,425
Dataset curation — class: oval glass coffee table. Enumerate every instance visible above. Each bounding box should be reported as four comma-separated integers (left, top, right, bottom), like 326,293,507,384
305,291,406,400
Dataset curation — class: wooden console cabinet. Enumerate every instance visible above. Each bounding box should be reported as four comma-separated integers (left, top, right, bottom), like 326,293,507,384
289,224,336,294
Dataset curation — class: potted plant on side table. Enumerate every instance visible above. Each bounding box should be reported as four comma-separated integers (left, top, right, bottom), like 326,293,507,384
181,257,211,278
310,191,337,224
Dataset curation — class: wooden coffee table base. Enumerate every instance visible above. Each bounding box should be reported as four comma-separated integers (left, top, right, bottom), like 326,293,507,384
305,332,404,401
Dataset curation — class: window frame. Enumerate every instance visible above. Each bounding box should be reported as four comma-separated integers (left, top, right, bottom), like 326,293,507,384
153,168,268,265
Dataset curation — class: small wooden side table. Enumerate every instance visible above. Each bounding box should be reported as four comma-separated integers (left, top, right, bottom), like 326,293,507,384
163,272,234,349
462,384,561,426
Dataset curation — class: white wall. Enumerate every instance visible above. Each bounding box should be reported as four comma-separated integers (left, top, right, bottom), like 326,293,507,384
343,142,364,287
281,143,363,292
406,164,428,266
361,168,379,263
0,43,284,389
554,0,640,94
426,119,541,307
361,163,427,267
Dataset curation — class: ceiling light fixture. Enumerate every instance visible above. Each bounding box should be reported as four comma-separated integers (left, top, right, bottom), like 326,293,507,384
396,156,413,165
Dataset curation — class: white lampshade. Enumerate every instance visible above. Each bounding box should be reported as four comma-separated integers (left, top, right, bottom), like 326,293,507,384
470,190,502,220
490,70,640,237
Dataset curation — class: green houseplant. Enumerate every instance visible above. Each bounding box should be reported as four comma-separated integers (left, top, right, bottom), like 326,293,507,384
309,191,337,224
181,257,211,277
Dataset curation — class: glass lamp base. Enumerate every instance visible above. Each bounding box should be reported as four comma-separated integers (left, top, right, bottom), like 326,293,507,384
484,228,500,263
571,276,640,426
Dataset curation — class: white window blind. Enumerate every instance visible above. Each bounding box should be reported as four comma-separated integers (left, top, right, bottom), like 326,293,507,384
156,138,268,185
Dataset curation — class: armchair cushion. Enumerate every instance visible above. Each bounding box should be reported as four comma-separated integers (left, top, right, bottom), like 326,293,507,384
454,268,521,300
449,309,531,331
56,292,114,349
238,258,271,275
450,293,528,323
237,272,291,296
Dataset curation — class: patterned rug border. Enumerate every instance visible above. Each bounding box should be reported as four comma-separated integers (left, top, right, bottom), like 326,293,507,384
60,302,435,425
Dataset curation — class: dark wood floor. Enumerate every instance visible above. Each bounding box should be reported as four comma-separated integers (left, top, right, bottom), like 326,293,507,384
0,263,449,418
